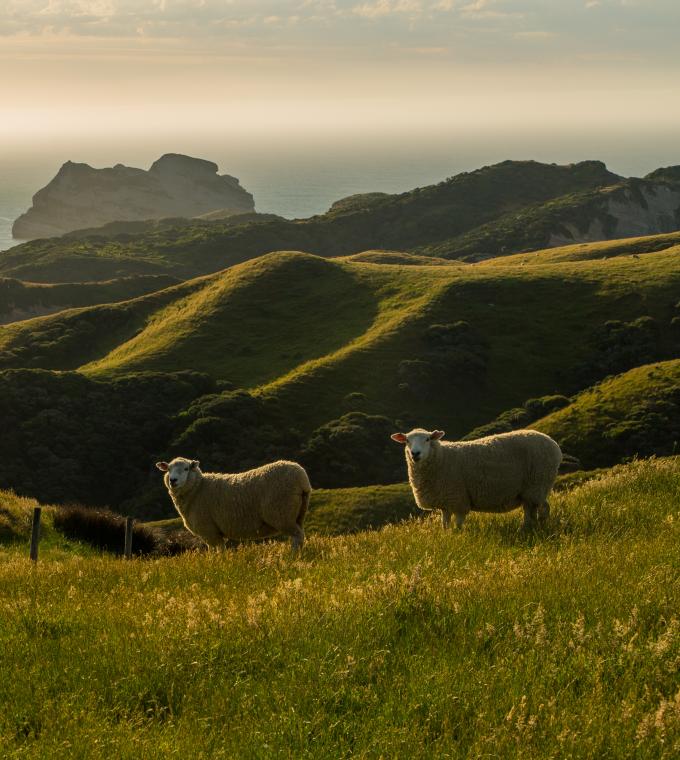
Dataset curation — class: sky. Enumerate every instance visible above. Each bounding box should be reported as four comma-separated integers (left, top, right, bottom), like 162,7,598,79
1,1,680,146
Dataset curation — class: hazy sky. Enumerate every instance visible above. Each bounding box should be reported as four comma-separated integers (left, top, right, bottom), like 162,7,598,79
2,1,679,144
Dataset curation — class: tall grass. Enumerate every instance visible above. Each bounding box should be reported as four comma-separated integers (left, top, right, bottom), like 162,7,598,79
0,457,678,758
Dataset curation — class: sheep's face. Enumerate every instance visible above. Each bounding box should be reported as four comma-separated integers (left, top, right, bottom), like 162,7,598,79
390,429,445,463
156,457,200,490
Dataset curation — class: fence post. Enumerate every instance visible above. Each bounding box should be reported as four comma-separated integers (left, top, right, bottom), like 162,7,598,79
29,507,41,562
124,516,134,559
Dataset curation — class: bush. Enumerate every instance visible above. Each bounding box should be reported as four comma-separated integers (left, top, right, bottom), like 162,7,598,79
53,505,158,555
301,412,403,488
464,394,570,440
0,369,216,518
575,316,662,387
400,322,488,395
173,390,301,474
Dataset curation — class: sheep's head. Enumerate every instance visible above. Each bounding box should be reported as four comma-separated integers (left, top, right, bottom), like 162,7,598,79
156,457,201,491
390,428,445,463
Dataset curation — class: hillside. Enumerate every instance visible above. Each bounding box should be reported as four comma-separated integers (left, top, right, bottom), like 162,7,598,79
0,241,679,515
479,230,680,267
418,176,680,261
0,160,621,283
535,359,680,468
0,274,179,325
0,457,677,758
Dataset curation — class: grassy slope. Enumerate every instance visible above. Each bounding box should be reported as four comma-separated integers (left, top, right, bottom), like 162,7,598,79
0,490,91,559
480,230,680,267
0,275,179,324
535,359,680,467
1,247,679,438
253,248,680,437
0,457,677,758
0,160,619,283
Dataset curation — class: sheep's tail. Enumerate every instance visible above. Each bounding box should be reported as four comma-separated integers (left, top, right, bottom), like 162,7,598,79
559,453,581,473
297,487,311,527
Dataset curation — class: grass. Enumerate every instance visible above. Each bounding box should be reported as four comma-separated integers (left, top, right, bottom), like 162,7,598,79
2,244,679,440
535,359,680,468
0,457,677,758
0,275,179,325
480,230,680,267
0,490,94,559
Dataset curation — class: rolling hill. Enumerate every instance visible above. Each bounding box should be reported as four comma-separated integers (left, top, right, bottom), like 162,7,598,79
0,233,679,516
535,359,680,468
0,274,179,325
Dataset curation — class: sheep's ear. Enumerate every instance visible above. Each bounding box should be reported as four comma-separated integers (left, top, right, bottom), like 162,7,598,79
190,460,200,469
430,430,445,441
156,461,169,472
391,433,408,444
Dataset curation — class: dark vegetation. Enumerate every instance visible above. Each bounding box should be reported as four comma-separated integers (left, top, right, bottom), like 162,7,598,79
53,505,158,555
463,395,571,440
416,177,680,260
398,321,487,395
0,370,215,517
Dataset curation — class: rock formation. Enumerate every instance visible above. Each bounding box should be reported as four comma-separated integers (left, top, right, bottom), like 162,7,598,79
12,153,255,239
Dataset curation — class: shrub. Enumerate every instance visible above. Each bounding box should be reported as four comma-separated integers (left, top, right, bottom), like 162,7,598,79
575,316,663,387
301,412,403,488
464,394,570,440
400,322,488,395
53,505,158,555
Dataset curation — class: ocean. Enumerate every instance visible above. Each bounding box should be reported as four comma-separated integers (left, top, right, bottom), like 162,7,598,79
1,129,678,255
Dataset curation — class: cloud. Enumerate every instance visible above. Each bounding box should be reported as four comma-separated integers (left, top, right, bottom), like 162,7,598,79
351,1,423,18
2,0,680,77
514,30,555,39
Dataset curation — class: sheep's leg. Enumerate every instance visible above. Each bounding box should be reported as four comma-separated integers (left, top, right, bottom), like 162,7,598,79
537,500,550,524
522,503,538,530
288,524,305,552
441,510,451,529
198,523,226,550
454,513,467,530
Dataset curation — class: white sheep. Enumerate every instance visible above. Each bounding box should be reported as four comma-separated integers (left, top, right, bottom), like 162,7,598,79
156,457,311,550
390,428,562,529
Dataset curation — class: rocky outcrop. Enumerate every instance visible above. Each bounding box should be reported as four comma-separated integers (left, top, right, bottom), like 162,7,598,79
548,179,680,247
12,154,255,239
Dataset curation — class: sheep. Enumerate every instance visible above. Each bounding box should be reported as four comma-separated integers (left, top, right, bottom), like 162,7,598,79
390,428,562,530
156,457,311,550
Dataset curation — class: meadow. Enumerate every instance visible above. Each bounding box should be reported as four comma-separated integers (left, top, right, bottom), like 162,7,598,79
0,457,677,758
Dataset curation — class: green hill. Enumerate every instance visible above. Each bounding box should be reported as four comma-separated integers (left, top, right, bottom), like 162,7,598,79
479,230,680,267
0,160,620,283
0,457,677,758
415,177,680,261
0,242,679,515
535,359,680,468
0,274,179,325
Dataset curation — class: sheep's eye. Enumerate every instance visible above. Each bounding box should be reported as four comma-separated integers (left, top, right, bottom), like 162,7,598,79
184,467,189,472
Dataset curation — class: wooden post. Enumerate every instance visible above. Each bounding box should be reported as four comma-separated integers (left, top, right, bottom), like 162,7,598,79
29,507,41,562
124,516,134,559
